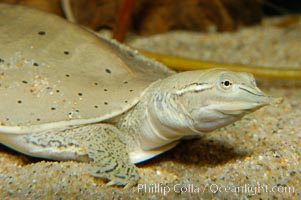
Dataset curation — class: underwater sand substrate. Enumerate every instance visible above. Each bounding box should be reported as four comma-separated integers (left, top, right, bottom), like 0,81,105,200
1,16,300,199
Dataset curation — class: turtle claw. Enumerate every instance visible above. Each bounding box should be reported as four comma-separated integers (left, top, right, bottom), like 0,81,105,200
105,175,138,189
90,163,139,188
106,179,137,189
106,180,118,187
124,180,138,189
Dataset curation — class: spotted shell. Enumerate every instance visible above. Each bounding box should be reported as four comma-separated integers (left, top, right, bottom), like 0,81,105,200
0,4,172,132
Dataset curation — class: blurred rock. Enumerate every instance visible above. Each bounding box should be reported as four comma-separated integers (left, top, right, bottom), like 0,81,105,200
135,0,262,35
0,0,63,15
62,0,262,35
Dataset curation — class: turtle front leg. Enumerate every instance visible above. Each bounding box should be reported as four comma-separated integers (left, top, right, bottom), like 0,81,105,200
0,124,138,188
85,125,139,188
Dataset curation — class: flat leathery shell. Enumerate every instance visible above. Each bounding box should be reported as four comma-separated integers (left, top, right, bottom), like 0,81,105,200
0,4,172,128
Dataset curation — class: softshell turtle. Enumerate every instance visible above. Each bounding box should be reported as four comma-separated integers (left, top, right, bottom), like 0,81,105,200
0,4,281,187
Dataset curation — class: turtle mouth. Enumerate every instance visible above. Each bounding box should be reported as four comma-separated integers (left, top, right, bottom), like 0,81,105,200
238,86,265,97
219,109,250,116
217,96,283,116
238,85,283,105
218,106,261,116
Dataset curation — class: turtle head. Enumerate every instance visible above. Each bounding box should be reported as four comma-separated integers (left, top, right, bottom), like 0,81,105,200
151,69,282,134
137,69,282,152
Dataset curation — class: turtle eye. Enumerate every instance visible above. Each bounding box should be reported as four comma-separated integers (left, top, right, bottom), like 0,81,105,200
220,79,233,90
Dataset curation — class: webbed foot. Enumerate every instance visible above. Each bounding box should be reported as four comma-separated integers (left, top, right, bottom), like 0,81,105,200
85,125,139,187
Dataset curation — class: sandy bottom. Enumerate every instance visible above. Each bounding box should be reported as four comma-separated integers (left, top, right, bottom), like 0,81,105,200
1,16,301,199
